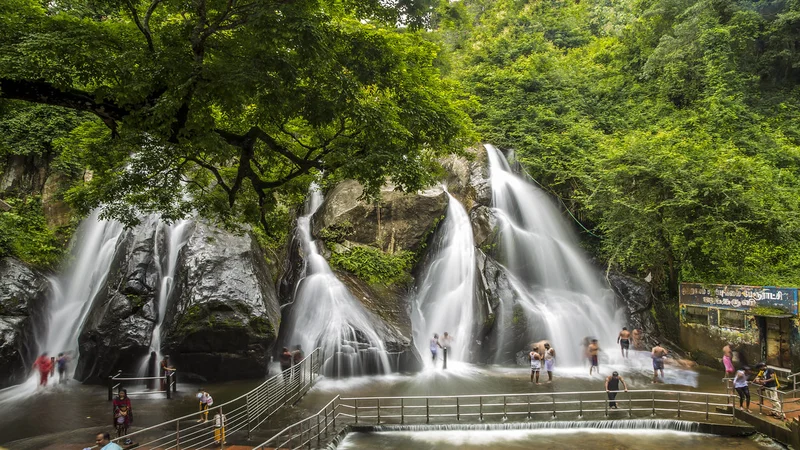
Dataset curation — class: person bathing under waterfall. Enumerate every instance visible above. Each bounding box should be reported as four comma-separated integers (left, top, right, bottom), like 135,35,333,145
32,352,52,387
430,333,441,366
543,343,555,383
529,345,542,385
441,332,452,369
651,342,668,383
617,327,631,358
588,340,600,375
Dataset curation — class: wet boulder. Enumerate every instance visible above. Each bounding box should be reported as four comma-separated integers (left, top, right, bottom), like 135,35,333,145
0,257,49,388
76,216,165,381
607,271,658,344
164,223,281,382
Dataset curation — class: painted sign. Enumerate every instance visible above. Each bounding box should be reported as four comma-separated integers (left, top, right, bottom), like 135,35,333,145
680,283,799,315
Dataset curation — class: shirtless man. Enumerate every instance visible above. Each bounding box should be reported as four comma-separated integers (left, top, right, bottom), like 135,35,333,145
651,342,668,383
529,345,542,385
617,327,631,358
632,328,643,350
722,343,735,379
588,339,600,375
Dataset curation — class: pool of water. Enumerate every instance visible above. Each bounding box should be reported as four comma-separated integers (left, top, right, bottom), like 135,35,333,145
337,429,781,450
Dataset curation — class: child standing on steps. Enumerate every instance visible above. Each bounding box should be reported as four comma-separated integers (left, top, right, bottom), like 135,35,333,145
214,410,226,445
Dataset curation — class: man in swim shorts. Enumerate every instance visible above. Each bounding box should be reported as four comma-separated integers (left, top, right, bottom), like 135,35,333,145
651,342,668,383
618,327,631,358
588,339,600,375
543,343,555,383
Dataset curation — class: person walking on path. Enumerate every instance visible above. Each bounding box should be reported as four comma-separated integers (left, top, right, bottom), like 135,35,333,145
197,389,213,423
160,354,175,390
32,352,52,387
651,343,668,383
529,345,542,385
722,343,735,379
213,410,227,445
112,389,133,439
734,366,751,412
543,343,556,383
588,340,600,375
605,371,628,409
430,333,441,366
617,328,631,358
95,432,123,450
755,362,784,419
279,347,293,382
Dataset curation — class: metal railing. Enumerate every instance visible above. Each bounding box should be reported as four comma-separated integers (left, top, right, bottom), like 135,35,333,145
252,389,735,449
105,348,321,449
727,379,798,418
108,370,177,400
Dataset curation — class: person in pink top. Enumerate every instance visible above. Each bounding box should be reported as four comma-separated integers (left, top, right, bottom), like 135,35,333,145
722,343,735,379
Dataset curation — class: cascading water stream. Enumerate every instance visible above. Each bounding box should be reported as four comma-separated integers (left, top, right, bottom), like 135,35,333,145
283,185,392,377
485,144,622,366
139,220,192,379
0,210,124,402
411,193,477,367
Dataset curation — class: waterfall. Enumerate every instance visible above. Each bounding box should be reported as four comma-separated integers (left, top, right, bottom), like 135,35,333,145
283,185,392,377
139,219,192,379
485,144,621,366
411,193,477,367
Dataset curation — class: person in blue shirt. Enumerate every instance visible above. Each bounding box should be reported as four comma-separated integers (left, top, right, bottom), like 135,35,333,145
95,432,123,450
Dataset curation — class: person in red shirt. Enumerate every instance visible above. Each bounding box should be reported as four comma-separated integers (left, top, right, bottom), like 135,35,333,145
32,353,52,387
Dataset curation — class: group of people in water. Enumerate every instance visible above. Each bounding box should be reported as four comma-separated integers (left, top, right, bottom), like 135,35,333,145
31,351,70,386
429,332,453,368
279,344,305,380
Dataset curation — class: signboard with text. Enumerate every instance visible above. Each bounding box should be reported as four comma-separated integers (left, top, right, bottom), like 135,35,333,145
680,283,799,315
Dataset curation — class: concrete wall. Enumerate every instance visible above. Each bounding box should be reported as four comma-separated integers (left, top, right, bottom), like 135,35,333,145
680,322,760,369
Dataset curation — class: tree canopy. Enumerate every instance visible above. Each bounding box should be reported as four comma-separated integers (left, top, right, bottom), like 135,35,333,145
0,0,473,240
438,0,800,294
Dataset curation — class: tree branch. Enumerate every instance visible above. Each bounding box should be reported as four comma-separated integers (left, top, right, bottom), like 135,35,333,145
123,0,155,52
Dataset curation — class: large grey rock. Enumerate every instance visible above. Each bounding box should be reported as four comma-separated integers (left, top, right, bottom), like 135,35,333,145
164,223,281,382
0,257,49,388
607,271,658,347
76,216,164,381
312,180,448,253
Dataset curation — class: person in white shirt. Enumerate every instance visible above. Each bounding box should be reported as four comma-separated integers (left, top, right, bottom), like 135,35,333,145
733,366,751,412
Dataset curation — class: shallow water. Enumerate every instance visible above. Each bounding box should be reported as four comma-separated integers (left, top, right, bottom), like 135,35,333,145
337,429,781,450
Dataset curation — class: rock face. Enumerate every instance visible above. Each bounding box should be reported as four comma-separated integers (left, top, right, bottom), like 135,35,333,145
164,223,281,382
312,180,448,253
607,271,659,345
0,257,49,388
76,216,163,381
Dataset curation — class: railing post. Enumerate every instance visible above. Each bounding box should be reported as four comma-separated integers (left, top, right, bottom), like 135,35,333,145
333,397,337,430
503,396,507,419
246,393,252,439
176,419,181,450
377,398,381,424
605,392,609,417
552,393,557,418
527,395,531,419
107,375,113,401
456,397,459,421
355,398,359,424
628,393,632,418
401,398,405,424
426,398,430,424
706,394,709,420
317,413,321,446
165,372,171,399
677,392,681,418
652,391,656,416
579,392,583,417
173,370,177,393
479,397,483,421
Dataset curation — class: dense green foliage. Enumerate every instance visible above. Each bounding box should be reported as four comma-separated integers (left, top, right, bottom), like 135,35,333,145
439,0,800,295
0,196,64,267
330,246,415,285
0,0,474,245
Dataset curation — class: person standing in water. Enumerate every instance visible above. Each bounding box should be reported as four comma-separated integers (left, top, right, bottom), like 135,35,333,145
722,343,735,379
588,339,600,375
543,343,556,382
529,345,542,385
441,332,452,369
617,327,631,358
605,371,628,409
56,352,69,383
651,342,668,383
32,352,52,387
279,347,293,381
430,333,441,366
